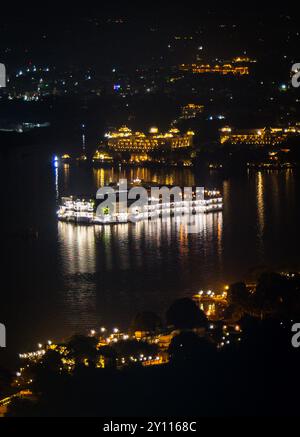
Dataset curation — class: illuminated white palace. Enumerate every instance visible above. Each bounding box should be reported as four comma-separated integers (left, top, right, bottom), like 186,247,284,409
57,185,223,225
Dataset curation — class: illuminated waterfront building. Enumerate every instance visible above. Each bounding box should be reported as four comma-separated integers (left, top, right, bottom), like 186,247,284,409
181,103,204,119
57,197,95,223
61,154,71,163
92,148,114,165
105,126,195,154
57,188,223,225
220,125,300,146
179,63,249,76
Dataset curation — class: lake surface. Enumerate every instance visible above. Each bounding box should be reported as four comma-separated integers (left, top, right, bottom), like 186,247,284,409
2,150,300,366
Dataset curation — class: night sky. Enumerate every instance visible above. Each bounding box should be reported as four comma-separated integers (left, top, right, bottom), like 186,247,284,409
0,5,297,72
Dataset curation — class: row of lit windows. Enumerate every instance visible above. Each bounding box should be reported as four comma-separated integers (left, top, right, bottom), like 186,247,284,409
180,64,249,76
221,133,287,145
108,138,192,151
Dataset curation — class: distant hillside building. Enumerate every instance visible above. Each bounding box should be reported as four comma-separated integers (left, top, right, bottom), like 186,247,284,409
179,63,249,76
231,57,257,64
219,126,300,146
181,104,204,119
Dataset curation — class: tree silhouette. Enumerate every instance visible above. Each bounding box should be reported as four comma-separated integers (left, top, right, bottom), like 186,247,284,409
251,272,300,317
131,311,162,333
112,339,158,359
166,298,208,330
168,331,215,363
227,282,249,307
40,349,63,372
97,345,118,369
0,367,12,392
66,335,98,367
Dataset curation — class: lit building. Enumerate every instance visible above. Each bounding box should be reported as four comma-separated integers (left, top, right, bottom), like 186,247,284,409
179,63,249,76
181,103,204,119
231,56,257,64
57,197,95,223
92,148,114,165
105,126,195,154
220,125,300,146
61,154,71,163
57,188,223,225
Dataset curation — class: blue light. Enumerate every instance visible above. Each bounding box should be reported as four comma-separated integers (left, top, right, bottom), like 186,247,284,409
53,156,59,168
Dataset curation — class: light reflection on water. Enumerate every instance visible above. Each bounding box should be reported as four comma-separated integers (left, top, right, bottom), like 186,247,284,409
57,211,224,332
58,223,97,275
93,167,196,188
256,171,265,257
58,214,224,274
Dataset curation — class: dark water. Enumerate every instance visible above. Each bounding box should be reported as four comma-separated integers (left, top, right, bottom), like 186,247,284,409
2,150,300,367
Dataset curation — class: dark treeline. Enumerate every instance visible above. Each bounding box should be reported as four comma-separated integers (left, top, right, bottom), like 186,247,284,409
4,272,300,417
